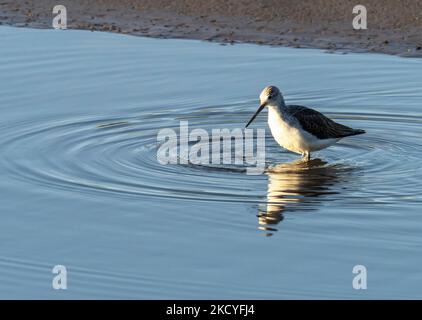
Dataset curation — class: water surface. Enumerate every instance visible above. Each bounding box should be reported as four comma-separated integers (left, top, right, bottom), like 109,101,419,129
0,26,421,299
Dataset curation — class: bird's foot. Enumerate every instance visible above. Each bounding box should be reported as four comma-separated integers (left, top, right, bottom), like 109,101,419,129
301,152,311,162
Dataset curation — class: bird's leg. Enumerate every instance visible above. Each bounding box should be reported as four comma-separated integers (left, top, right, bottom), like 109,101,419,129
300,152,310,162
303,151,311,162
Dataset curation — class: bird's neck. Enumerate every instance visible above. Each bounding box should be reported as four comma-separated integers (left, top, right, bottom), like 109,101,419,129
267,99,287,120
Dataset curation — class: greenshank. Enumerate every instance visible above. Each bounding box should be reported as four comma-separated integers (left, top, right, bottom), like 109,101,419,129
246,86,365,161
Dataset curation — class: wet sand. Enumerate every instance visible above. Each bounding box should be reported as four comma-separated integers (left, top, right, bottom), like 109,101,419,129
0,0,421,57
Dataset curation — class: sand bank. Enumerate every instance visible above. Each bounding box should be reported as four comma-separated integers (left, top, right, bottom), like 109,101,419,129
1,0,421,56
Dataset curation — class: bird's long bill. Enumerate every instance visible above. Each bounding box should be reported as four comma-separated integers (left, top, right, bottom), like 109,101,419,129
245,103,265,128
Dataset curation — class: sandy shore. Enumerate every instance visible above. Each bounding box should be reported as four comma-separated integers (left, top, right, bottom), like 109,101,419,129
1,0,421,57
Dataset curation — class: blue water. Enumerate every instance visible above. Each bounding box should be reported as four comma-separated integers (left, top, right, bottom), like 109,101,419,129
0,26,421,299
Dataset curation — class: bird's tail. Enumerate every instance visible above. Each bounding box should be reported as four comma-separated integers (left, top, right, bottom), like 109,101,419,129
345,129,366,137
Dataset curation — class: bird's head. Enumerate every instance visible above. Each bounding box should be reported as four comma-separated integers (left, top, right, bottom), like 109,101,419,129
259,85,282,107
246,85,285,128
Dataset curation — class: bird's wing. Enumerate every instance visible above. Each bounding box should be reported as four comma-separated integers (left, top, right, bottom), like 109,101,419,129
286,105,364,139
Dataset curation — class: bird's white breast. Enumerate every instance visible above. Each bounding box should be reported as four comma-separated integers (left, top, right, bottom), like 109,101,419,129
267,106,337,154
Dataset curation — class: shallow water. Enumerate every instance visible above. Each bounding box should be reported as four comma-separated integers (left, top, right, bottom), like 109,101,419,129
0,26,422,299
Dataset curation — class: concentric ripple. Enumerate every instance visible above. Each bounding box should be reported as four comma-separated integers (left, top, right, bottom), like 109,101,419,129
1,104,421,205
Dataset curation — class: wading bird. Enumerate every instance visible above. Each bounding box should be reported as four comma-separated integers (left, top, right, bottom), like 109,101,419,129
246,86,365,161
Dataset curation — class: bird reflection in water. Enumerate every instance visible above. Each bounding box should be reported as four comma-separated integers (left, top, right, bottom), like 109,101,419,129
258,158,353,236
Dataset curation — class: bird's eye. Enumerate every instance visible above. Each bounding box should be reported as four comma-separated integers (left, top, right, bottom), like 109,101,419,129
268,95,273,99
